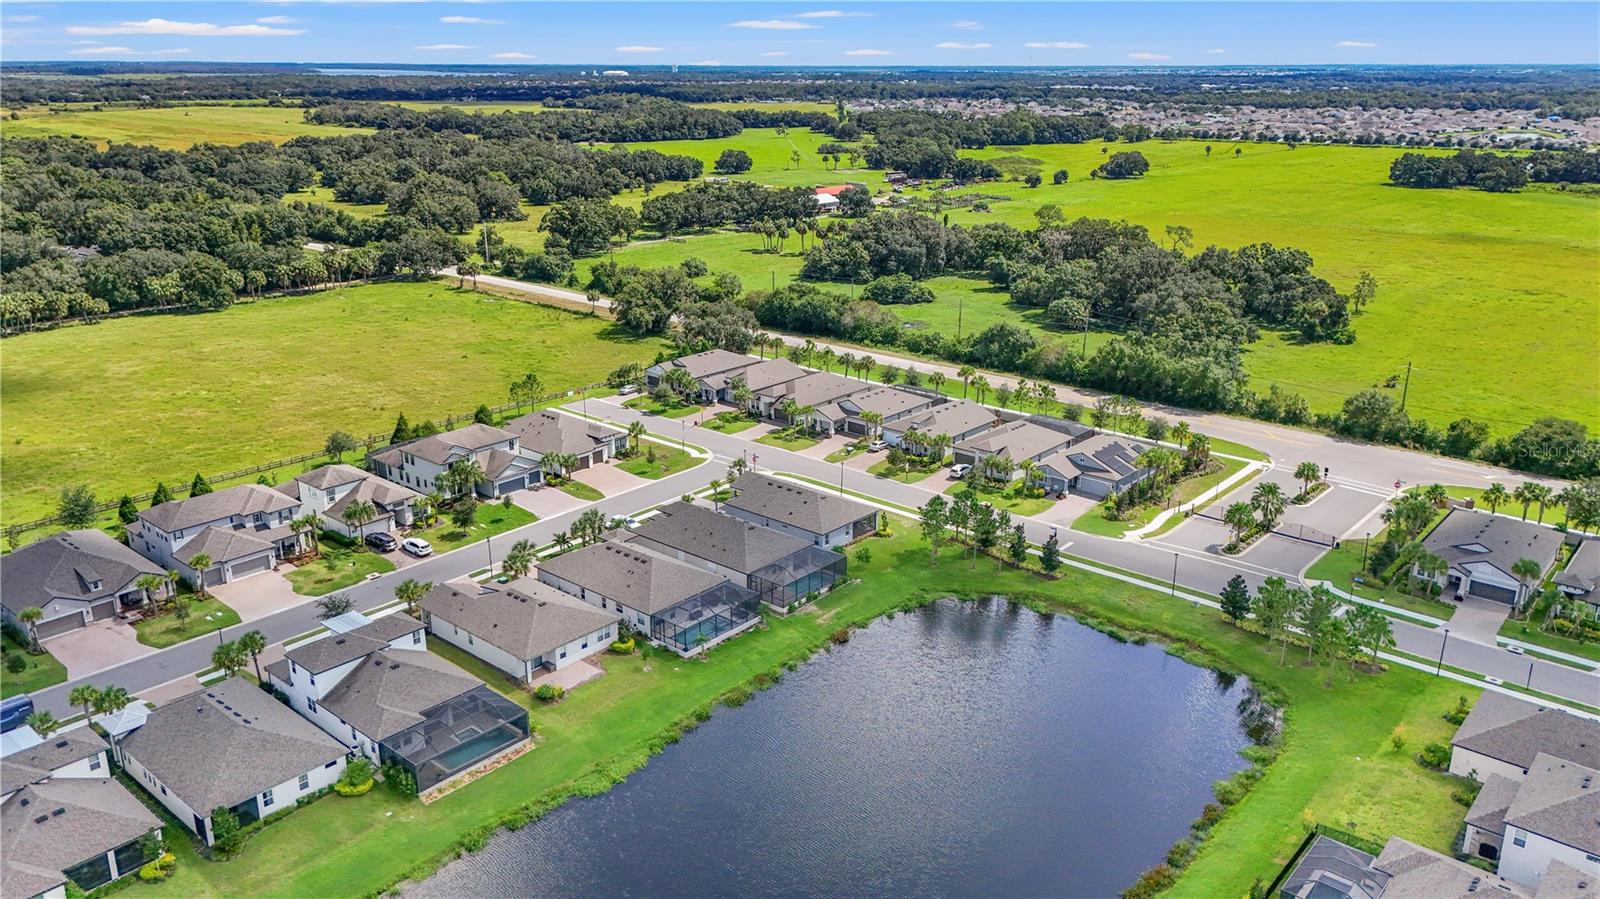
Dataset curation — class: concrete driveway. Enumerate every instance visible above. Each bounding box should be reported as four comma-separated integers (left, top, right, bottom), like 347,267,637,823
573,462,650,497
1033,494,1100,528
210,570,301,622
510,486,585,519
796,433,853,460
1448,596,1511,646
44,619,153,679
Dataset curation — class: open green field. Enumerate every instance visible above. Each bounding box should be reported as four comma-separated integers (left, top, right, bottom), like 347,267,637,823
0,283,669,524
624,127,878,188
2,104,368,149
139,524,1468,899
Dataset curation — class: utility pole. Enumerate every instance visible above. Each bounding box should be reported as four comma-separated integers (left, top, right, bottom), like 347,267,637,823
956,293,964,340
481,222,491,265
1399,361,1412,412
1082,318,1089,356
1170,552,1178,597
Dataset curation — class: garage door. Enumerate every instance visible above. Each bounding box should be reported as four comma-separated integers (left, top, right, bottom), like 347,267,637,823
1468,581,1517,604
88,600,116,622
227,554,271,581
953,450,978,467
496,476,527,494
35,613,86,640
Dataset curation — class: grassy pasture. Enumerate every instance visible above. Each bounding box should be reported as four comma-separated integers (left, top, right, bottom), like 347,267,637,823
0,282,668,524
2,104,368,149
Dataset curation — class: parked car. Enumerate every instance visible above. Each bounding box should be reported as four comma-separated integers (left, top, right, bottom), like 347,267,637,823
868,439,888,452
364,532,398,553
948,463,972,479
1,695,35,734
401,537,434,557
1505,644,1525,656
618,384,640,396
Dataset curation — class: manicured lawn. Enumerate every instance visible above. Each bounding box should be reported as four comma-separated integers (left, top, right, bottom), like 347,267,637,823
142,524,1468,899
622,395,702,419
133,597,242,649
824,444,867,463
409,503,537,554
0,282,669,523
701,412,761,434
1,633,66,698
756,430,820,451
1077,457,1252,539
1208,437,1273,463
615,444,700,479
867,458,943,483
943,481,1054,517
1303,532,1455,622
5,103,369,149
1498,591,1600,662
427,641,535,710
557,480,604,501
284,544,396,596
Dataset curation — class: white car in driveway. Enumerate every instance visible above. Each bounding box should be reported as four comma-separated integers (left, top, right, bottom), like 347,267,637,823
948,463,972,479
402,537,434,557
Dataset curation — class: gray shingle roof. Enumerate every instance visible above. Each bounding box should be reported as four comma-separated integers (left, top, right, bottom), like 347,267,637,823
888,399,999,440
1505,753,1600,854
1465,772,1520,835
757,371,867,408
0,529,162,617
537,542,729,614
1042,434,1151,480
724,473,876,537
284,614,423,674
625,502,811,575
293,463,369,491
420,578,619,662
1373,837,1530,899
138,483,300,534
663,349,751,380
1554,539,1599,596
504,409,624,458
1536,861,1599,899
299,465,420,513
0,727,108,794
2,778,160,899
318,649,480,742
1421,509,1564,584
840,387,934,419
1451,690,1600,772
400,423,517,466
119,677,347,813
954,419,1078,462
723,358,806,393
172,526,274,566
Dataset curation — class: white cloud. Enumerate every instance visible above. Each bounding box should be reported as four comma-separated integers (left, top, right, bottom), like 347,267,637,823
843,48,891,56
1334,40,1378,48
951,20,981,30
936,41,991,50
414,43,473,50
794,10,871,17
67,17,303,36
729,19,816,30
70,45,191,55
491,51,536,59
256,16,295,25
441,15,503,25
1128,51,1171,61
615,45,663,53
693,59,722,66
761,50,790,57
1201,48,1227,54
1024,41,1088,49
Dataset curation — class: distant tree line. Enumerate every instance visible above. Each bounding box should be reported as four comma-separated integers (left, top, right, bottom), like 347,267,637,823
304,94,745,143
1389,148,1600,192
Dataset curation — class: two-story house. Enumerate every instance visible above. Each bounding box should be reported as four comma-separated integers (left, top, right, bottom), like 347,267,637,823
130,484,304,587
367,423,541,499
280,464,421,539
503,409,628,473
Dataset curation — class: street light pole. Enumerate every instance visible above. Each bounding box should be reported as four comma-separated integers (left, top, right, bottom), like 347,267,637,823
1526,661,1534,691
1170,552,1178,598
839,460,845,497
485,534,495,576
1435,628,1449,676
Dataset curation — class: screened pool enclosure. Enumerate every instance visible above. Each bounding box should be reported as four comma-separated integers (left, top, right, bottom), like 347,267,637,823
649,580,762,655
378,685,529,792
750,545,848,609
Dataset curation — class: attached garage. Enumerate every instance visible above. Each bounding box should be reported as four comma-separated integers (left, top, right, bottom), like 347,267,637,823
35,612,87,640
952,450,979,468
1467,580,1517,604
495,475,529,494
88,599,117,622
225,553,272,581
201,566,227,587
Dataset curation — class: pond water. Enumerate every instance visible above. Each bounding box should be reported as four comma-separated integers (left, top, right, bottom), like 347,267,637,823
412,599,1257,898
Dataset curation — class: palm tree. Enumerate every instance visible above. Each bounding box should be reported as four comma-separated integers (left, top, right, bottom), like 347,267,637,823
17,607,42,652
238,629,267,682
135,573,166,612
929,370,947,396
212,641,247,678
1293,461,1322,499
779,399,801,427
291,513,321,555
445,457,487,499
189,553,213,598
1513,482,1548,522
1481,482,1510,516
972,375,990,405
817,346,836,373
709,477,726,510
554,530,573,553
1017,459,1041,492
1412,551,1447,598
1554,486,1579,528
957,365,976,397
164,569,180,604
93,686,131,717
1223,502,1255,544
1170,421,1192,451
1511,557,1544,609
1251,481,1286,530
859,410,884,439
25,710,57,737
69,684,101,723
341,499,379,545
394,578,432,617
502,539,535,580
1422,483,1449,508
731,382,754,413
627,421,646,454
1525,483,1554,523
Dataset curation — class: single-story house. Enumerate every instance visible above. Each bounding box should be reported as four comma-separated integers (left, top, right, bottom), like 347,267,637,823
812,387,939,437
419,577,620,681
1553,539,1599,613
536,541,761,656
1274,834,1539,899
622,501,848,610
130,484,305,588
722,473,877,547
1,777,162,899
1416,510,1564,605
263,613,529,793
882,399,1000,453
504,409,628,472
755,372,869,425
0,530,163,642
1463,753,1600,888
281,464,421,539
1449,691,1600,784
813,191,840,213
368,422,541,499
116,677,348,846
714,358,808,405
952,419,1092,476
644,349,752,402
1035,435,1154,499
1,726,110,801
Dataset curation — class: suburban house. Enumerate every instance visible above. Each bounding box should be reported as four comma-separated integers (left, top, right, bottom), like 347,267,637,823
1,725,110,801
281,464,420,539
755,371,868,425
419,577,620,681
1035,435,1155,499
536,541,762,656
1450,691,1600,783
1416,510,1564,605
0,529,162,641
812,387,939,437
714,358,807,404
1276,834,1542,899
621,501,848,610
1554,539,1599,613
952,418,1093,476
1464,752,1600,886
504,409,628,472
130,484,305,588
116,676,348,846
263,612,529,794
644,349,751,402
722,473,878,547
2,776,162,899
368,422,541,498
882,399,1000,452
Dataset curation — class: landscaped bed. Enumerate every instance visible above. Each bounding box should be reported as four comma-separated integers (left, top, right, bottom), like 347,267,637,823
285,544,397,596
133,596,242,649
1499,590,1600,663
867,458,942,483
701,412,761,434
1303,533,1455,622
556,479,604,501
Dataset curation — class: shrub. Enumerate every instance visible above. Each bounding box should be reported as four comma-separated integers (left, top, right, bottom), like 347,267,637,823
1417,742,1451,770
208,807,244,856
138,852,177,881
854,546,872,565
381,762,417,796
1121,863,1177,899
1390,731,1406,752
830,627,851,645
534,683,565,703
1443,695,1471,725
335,778,374,797
609,638,637,654
5,653,25,674
336,758,375,796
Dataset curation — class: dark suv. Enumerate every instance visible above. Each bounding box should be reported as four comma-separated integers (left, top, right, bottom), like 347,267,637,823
364,531,398,553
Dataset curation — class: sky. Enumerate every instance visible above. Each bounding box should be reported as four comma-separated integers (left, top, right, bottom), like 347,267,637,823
2,2,1596,67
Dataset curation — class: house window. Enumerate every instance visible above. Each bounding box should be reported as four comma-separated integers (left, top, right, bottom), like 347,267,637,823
324,760,338,769
1512,830,1526,848
89,756,102,771
299,773,310,791
350,726,358,741
467,634,474,645
307,698,318,714
160,785,166,796
262,788,275,808
559,649,568,659
412,631,422,645
309,673,316,686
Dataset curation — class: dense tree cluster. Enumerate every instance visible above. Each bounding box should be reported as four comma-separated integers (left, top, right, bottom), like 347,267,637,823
1093,151,1151,179
305,95,744,143
639,181,817,235
1389,148,1599,192
800,211,980,282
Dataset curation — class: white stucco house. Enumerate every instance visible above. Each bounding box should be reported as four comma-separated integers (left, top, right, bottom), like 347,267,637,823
129,484,306,588
1416,510,1563,605
721,473,877,548
419,577,620,681
1466,753,1600,888
503,409,628,473
367,422,541,499
281,464,421,539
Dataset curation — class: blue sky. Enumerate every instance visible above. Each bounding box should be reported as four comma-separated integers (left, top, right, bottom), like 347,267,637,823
3,2,1596,66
